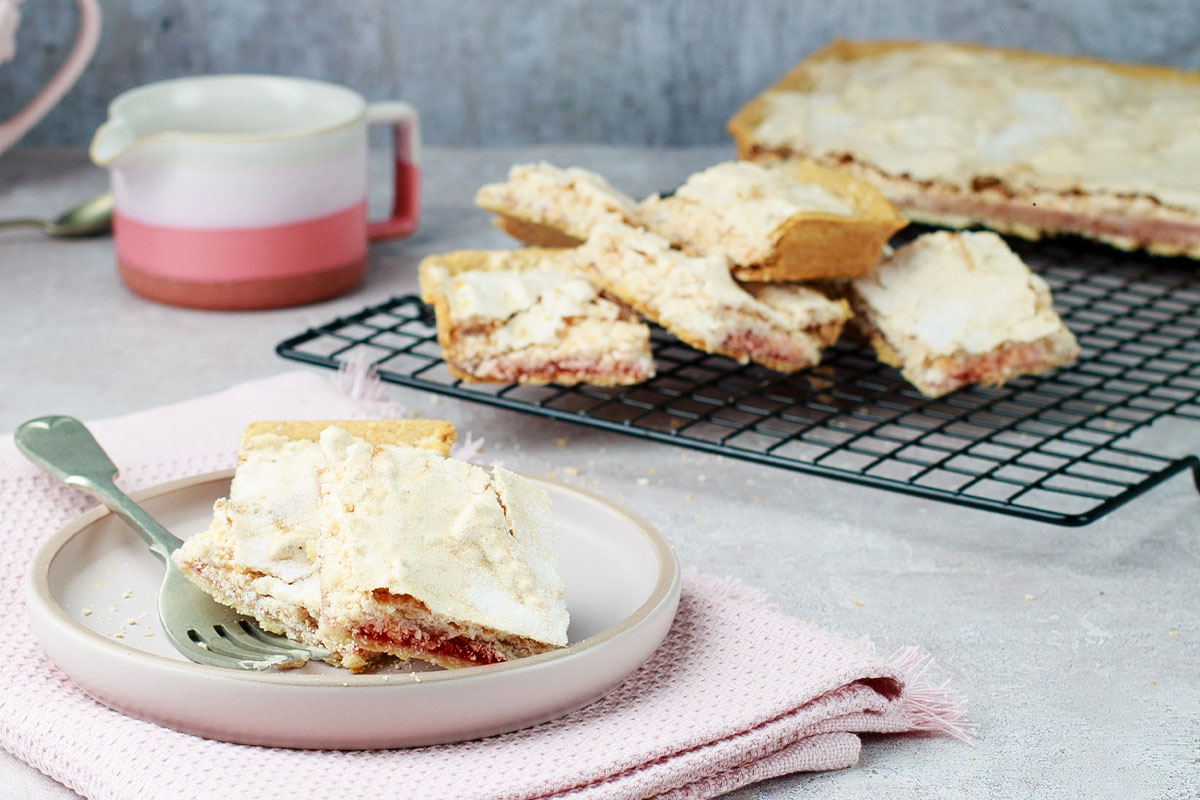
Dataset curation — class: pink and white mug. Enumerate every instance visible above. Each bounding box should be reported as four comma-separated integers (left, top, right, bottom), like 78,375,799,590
89,75,419,309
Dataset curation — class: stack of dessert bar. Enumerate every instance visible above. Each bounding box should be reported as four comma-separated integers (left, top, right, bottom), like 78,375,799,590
425,155,1078,398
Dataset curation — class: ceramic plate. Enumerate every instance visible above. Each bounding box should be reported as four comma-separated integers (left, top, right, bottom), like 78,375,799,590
26,470,680,749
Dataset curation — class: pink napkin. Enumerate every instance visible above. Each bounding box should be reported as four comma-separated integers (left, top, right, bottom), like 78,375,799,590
0,371,971,800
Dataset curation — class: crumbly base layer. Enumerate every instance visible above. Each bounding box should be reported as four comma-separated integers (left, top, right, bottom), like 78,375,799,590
439,301,654,386
174,548,375,671
856,318,1080,398
420,248,655,386
443,343,654,386
332,589,555,670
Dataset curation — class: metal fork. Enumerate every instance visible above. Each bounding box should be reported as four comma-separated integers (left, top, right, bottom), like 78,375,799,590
16,415,330,670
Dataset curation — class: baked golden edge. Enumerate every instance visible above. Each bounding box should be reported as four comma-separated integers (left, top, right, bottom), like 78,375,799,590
727,39,1200,259
493,214,587,248
732,159,907,282
240,419,455,457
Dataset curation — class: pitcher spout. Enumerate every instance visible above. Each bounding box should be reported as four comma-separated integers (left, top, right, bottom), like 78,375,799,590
89,117,138,166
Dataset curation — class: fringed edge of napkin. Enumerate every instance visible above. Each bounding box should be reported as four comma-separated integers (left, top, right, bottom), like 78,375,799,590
688,570,974,745
545,571,974,800
875,642,975,743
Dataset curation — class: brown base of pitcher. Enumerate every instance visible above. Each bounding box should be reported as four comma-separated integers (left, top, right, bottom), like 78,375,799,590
117,259,366,310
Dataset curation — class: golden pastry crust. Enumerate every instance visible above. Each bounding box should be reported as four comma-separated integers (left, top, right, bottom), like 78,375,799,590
729,39,1200,258
492,214,586,248
239,419,455,458
636,159,906,282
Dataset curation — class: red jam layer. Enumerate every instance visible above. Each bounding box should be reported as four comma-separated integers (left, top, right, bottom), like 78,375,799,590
354,619,505,666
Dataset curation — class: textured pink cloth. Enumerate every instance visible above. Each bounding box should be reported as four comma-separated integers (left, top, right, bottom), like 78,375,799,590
0,371,970,800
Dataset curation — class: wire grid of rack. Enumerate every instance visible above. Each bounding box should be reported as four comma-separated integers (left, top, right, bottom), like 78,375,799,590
277,231,1200,526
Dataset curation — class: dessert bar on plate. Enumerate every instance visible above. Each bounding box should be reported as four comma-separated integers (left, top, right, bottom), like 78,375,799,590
729,39,1200,258
575,219,851,373
474,161,639,247
169,419,451,671
635,160,906,282
32,462,678,747
317,426,569,669
419,246,655,386
847,231,1080,397
173,420,454,669
174,421,570,671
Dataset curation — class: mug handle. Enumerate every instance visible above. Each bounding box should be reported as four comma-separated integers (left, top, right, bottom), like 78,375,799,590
365,101,421,242
0,0,101,154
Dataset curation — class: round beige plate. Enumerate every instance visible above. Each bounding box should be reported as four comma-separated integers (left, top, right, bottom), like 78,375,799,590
26,470,680,749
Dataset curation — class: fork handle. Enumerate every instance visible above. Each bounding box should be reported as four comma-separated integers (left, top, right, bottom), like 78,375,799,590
15,415,184,562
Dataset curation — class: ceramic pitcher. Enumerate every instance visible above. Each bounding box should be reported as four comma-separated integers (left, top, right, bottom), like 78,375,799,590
90,74,420,309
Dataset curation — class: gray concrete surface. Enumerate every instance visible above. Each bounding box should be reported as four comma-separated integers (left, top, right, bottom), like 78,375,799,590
4,0,1200,149
1,146,1198,799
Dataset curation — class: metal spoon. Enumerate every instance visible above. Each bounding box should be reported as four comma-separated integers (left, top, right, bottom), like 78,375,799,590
0,192,113,237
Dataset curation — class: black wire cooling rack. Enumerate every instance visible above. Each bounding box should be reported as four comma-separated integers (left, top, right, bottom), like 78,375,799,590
277,232,1200,526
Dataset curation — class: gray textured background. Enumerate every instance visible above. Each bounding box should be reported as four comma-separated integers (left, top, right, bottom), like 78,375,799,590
3,0,1200,148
